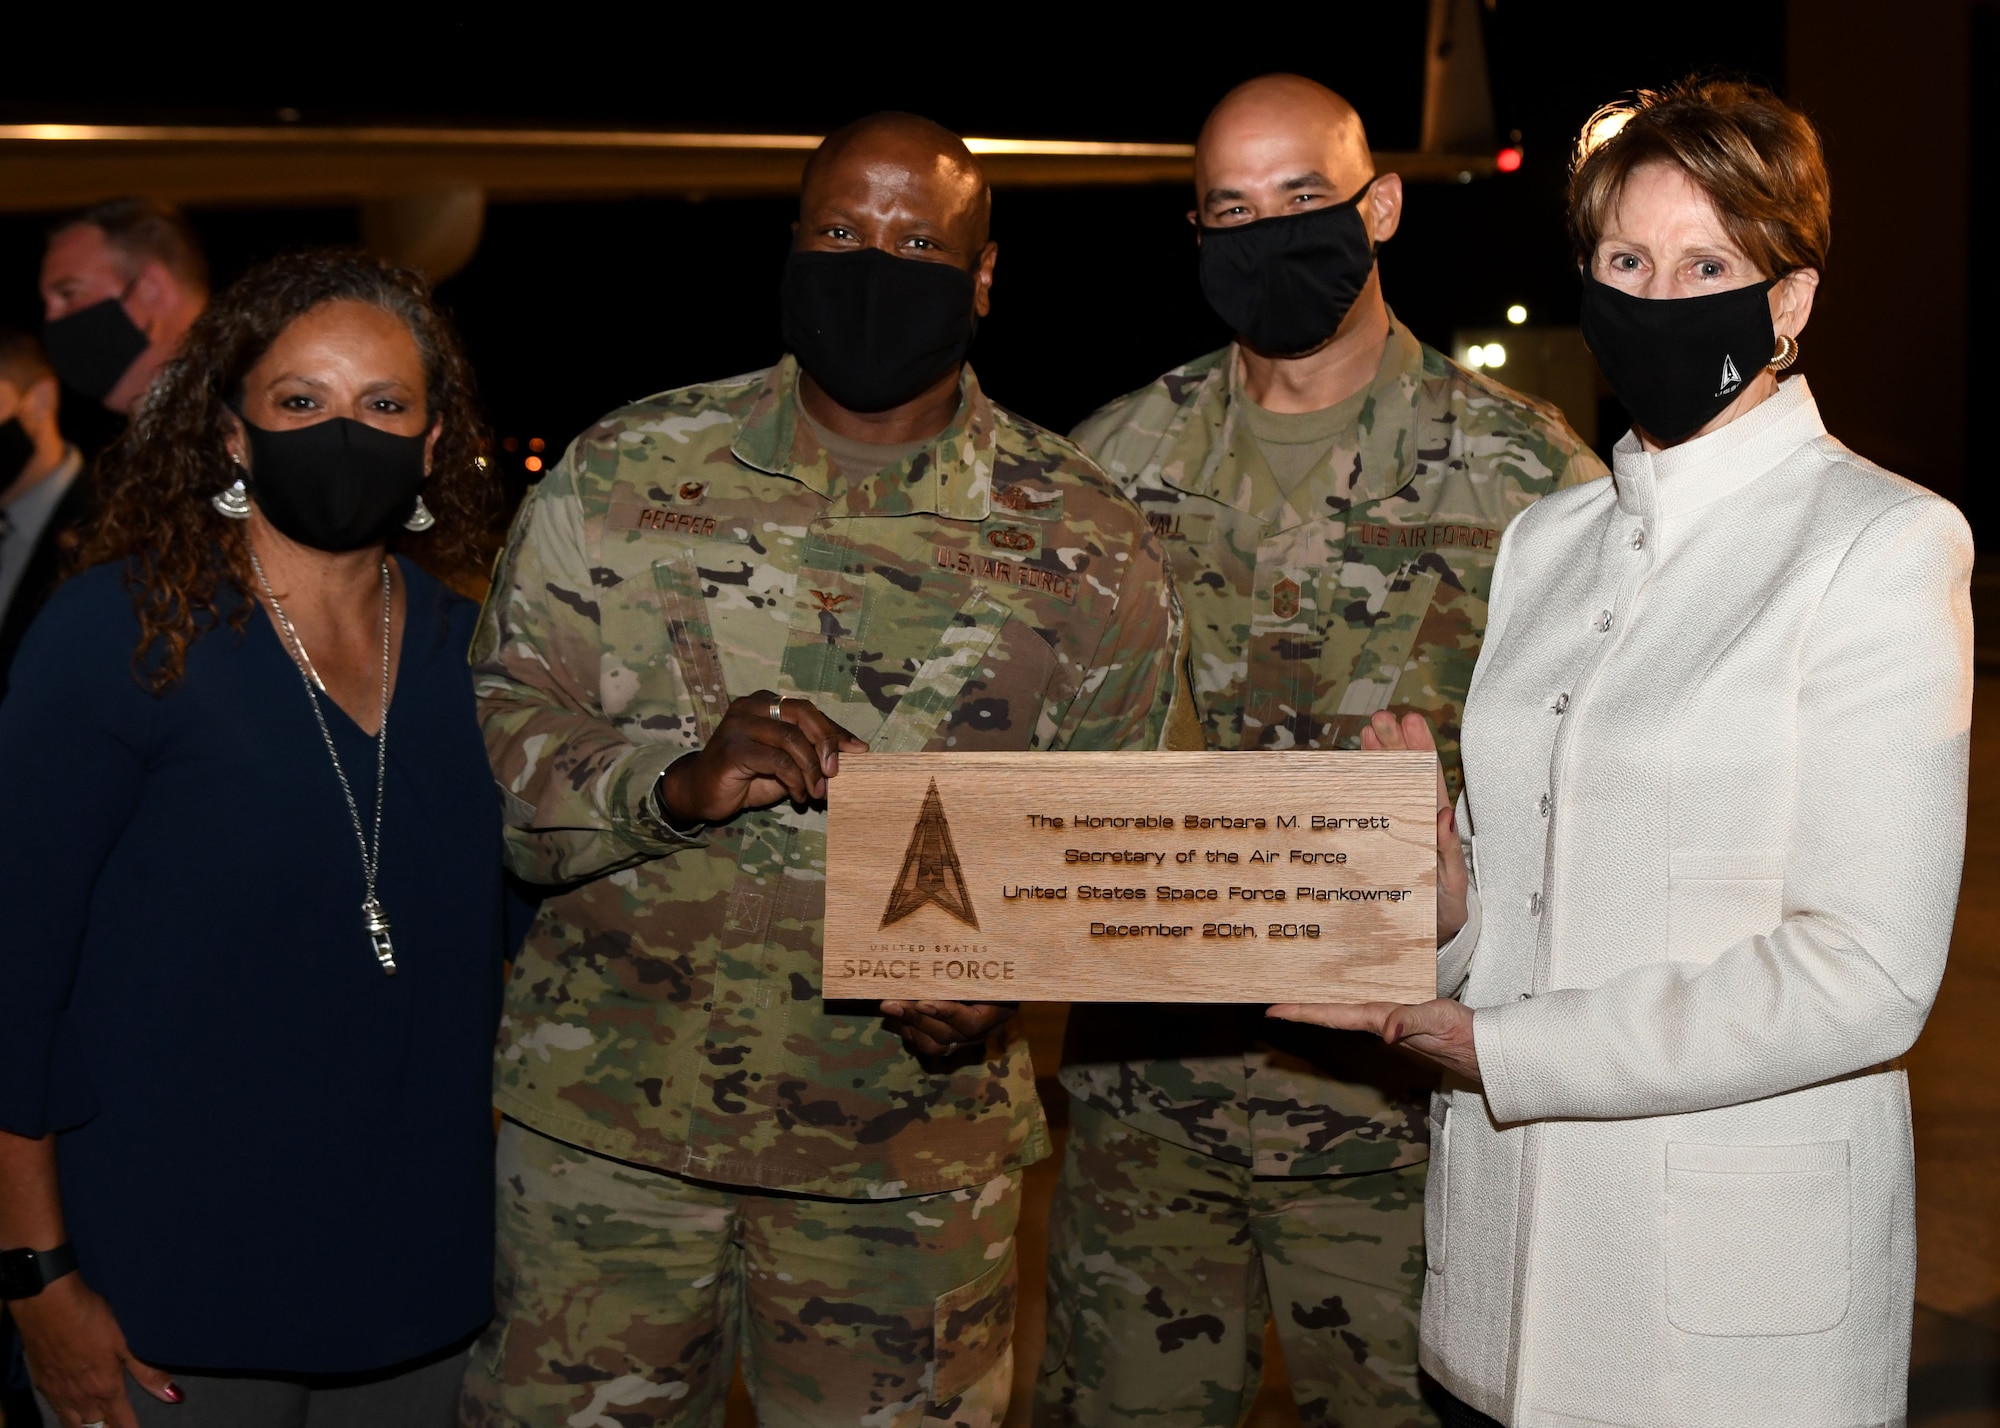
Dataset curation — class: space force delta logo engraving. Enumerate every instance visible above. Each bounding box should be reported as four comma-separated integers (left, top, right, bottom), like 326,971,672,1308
1717,354,1743,397
880,779,979,930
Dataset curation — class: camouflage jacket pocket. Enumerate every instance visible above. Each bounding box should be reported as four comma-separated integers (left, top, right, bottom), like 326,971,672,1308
933,1235,1018,1404
652,552,732,743
872,584,1018,753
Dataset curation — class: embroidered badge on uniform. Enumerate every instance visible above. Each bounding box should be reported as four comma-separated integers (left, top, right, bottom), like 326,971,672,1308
1271,577,1301,620
991,483,1063,520
678,481,708,503
978,520,1042,559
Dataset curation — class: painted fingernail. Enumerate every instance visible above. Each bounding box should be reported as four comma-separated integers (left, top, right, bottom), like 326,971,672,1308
165,1383,185,1403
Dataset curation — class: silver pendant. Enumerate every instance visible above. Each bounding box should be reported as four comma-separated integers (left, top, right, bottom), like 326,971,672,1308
363,897,398,976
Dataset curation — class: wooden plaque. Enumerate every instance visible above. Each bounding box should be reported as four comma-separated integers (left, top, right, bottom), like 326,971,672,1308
822,751,1436,1003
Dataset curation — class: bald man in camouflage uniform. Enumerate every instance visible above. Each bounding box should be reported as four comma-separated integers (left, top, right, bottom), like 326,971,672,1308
463,114,1180,1428
1037,78,1605,1428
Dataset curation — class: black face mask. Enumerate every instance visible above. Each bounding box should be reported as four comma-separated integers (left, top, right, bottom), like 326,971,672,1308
1579,274,1778,444
43,294,150,405
239,416,427,553
781,248,977,413
1198,178,1380,357
0,419,34,485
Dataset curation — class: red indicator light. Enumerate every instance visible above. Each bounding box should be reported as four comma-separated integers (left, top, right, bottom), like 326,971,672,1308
1496,147,1523,174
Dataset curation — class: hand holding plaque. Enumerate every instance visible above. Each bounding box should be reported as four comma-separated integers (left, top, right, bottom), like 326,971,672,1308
1268,712,1481,1085
656,690,866,825
1361,710,1468,946
658,692,1010,1049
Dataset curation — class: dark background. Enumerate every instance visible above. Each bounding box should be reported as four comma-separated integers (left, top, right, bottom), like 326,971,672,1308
3,3,1976,532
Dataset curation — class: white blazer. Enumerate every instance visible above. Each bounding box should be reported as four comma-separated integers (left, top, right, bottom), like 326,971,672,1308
1427,377,1972,1428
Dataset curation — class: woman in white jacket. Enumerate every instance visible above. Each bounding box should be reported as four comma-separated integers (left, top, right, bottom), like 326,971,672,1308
1274,79,1972,1428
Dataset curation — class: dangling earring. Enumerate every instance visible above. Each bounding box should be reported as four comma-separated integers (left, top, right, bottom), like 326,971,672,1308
212,459,252,521
1767,333,1799,372
404,495,436,532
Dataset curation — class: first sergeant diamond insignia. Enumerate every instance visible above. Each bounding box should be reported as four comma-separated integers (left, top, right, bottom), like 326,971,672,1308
880,779,979,930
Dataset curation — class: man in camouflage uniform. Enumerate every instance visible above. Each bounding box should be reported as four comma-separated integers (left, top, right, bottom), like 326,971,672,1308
461,113,1180,1428
1038,77,1605,1428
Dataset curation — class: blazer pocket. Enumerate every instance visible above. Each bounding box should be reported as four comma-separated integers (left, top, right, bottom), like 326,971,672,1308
1664,1140,1850,1337
1424,1091,1450,1272
1667,848,1785,961
933,1236,1018,1406
1670,848,1786,880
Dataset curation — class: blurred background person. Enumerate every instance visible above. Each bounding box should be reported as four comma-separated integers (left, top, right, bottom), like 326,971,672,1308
0,248,505,1428
0,331,84,698
1042,76,1602,1428
1275,79,1969,1428
38,198,208,419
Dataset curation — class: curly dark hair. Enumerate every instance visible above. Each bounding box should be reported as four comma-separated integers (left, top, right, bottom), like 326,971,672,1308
75,247,499,691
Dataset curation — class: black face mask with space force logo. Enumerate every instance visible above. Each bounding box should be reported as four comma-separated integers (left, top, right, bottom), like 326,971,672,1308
1579,274,1779,444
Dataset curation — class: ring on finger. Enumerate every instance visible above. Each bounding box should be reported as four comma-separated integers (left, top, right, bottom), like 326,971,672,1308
769,699,784,721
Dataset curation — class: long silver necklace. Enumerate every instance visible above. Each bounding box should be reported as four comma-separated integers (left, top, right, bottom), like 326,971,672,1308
249,548,399,975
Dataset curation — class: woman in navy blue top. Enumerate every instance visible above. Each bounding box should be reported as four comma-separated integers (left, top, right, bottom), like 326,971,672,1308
0,250,506,1428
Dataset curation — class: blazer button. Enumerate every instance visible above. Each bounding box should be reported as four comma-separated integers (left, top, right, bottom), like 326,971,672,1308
1538,793,1552,817
1629,528,1646,550
1594,609,1614,632
1527,891,1543,916
1551,692,1570,714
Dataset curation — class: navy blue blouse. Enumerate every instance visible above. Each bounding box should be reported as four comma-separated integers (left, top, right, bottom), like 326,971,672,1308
0,557,503,1373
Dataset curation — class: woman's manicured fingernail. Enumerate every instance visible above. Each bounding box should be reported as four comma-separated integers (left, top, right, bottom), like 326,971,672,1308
165,1383,185,1403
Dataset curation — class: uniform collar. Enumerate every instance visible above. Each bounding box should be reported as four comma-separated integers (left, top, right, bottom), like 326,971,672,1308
1611,375,1825,527
731,355,995,521
1168,313,1429,513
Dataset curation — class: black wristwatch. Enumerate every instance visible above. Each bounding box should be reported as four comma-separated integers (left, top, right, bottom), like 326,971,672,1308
0,1243,77,1300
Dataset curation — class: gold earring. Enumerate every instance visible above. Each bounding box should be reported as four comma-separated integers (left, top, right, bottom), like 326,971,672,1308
1767,334,1799,372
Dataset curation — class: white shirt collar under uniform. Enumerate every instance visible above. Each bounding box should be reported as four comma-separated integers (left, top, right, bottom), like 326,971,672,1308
1610,376,1827,557
0,444,83,628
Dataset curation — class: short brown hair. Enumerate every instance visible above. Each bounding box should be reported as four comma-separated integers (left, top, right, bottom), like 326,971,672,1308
50,197,211,298
1567,79,1830,280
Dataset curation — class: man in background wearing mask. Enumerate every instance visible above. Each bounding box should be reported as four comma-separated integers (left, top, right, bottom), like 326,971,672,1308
0,331,84,697
465,112,1181,1428
40,197,208,417
1039,76,1605,1428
